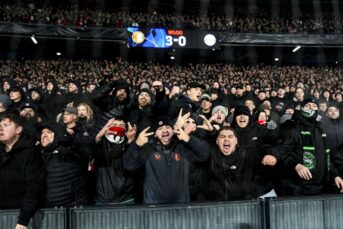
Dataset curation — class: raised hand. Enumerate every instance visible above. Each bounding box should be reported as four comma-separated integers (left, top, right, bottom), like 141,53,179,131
136,127,154,147
197,114,214,132
95,118,116,143
174,109,191,130
126,122,137,144
173,127,190,143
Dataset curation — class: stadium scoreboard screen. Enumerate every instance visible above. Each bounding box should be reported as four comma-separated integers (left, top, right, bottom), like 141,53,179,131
127,27,219,49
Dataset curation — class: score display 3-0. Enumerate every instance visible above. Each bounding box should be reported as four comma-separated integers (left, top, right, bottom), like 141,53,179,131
127,27,219,49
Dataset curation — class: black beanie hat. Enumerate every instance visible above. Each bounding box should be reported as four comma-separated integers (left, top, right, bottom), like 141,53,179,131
152,116,173,132
233,105,250,117
138,88,155,105
301,97,318,107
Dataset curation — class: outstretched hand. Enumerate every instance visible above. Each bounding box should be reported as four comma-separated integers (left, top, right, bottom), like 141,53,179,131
126,122,137,144
136,127,154,147
174,127,190,143
174,109,191,130
197,115,214,132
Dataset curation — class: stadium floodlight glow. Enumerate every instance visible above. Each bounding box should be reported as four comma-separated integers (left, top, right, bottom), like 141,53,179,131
292,45,301,53
31,35,38,44
56,52,61,56
274,58,279,61
170,56,175,60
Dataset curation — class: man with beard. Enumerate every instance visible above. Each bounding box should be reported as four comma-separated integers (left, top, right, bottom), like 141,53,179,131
124,116,209,204
92,79,131,125
0,114,45,229
277,98,343,195
128,88,156,134
321,105,343,149
19,102,41,140
168,82,205,118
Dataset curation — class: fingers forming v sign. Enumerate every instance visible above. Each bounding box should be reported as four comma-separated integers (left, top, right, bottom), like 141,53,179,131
126,122,137,143
136,127,154,147
174,127,190,143
174,109,191,130
197,114,214,131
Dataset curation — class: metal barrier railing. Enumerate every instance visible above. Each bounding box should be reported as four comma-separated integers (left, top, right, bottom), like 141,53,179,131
0,208,66,229
268,195,343,229
1,195,343,229
69,201,262,229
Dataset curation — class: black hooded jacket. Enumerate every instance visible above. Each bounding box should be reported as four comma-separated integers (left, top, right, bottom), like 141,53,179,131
276,111,330,195
168,94,200,119
43,80,66,121
0,132,46,226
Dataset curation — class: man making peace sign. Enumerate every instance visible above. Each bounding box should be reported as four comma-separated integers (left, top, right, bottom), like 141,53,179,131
124,115,209,204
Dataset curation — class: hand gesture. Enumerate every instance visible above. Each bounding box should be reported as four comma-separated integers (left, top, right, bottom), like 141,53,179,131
295,163,312,180
95,118,115,143
126,122,137,144
261,155,277,166
335,176,343,193
174,109,190,130
174,127,190,143
152,81,163,92
136,127,154,147
197,115,214,132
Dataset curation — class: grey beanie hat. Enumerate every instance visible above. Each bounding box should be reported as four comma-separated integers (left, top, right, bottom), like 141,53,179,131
0,94,12,107
212,105,229,117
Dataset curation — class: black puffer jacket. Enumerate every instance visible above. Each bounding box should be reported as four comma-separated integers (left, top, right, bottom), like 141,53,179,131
41,123,88,207
0,132,46,226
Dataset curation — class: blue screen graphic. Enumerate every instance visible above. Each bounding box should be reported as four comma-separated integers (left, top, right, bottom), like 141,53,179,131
127,27,169,48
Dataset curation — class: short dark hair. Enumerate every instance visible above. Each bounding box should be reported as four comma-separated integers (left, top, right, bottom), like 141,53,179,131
0,113,24,127
216,126,237,138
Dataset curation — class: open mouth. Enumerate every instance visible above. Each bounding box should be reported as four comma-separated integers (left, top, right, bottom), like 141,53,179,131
161,133,170,142
223,143,231,150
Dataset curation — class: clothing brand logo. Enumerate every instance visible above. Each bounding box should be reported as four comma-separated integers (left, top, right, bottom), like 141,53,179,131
174,152,181,161
154,153,161,161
